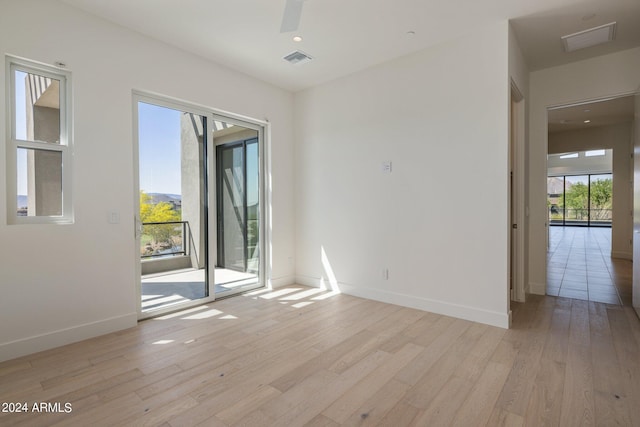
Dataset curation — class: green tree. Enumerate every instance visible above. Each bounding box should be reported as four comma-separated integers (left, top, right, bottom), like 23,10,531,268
564,181,588,220
562,178,613,221
590,178,612,220
140,191,181,253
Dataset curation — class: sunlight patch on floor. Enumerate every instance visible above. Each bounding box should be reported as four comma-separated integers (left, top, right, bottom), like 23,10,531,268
279,288,325,301
182,308,224,320
155,305,212,320
141,294,187,308
292,301,315,309
259,288,302,300
312,290,341,301
152,340,174,345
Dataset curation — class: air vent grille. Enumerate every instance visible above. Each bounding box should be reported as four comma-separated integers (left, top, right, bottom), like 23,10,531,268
284,50,313,65
561,22,617,52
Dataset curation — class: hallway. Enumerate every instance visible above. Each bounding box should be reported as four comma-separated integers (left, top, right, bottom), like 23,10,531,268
547,226,632,305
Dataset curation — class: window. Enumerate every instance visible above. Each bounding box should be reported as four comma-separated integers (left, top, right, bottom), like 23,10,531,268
6,57,72,223
547,173,612,227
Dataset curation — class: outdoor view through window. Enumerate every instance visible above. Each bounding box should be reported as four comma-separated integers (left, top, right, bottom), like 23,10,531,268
15,69,64,218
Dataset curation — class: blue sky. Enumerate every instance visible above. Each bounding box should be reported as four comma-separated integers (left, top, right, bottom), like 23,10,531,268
138,102,182,195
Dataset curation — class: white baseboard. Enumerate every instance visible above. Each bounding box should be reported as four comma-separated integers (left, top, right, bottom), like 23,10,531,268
269,275,296,289
611,251,632,260
295,274,323,288
529,282,546,295
295,275,509,328
0,313,137,363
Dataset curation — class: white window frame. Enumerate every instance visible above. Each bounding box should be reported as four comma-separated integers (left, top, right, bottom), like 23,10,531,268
5,56,73,224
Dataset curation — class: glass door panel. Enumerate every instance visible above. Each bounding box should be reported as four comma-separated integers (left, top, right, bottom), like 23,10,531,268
215,130,260,297
547,176,564,226
589,174,613,226
218,143,246,271
137,101,209,316
564,175,589,226
246,140,260,274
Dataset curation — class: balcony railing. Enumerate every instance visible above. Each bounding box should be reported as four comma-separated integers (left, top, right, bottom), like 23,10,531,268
141,221,190,258
548,208,612,226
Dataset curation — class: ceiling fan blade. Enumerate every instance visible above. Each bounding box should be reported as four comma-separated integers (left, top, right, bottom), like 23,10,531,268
280,0,305,33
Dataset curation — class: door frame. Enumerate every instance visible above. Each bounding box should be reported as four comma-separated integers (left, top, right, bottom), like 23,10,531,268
132,91,269,319
542,91,638,303
510,80,526,303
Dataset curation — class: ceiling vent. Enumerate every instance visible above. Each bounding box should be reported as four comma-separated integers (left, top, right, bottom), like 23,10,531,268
283,50,313,65
561,22,617,52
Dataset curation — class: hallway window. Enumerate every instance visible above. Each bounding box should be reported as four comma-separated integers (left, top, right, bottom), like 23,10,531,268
547,173,612,227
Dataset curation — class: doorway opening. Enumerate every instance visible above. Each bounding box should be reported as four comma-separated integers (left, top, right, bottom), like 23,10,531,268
545,95,634,305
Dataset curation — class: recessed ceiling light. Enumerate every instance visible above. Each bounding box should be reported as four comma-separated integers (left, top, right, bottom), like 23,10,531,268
584,119,591,123
407,30,416,36
292,35,303,42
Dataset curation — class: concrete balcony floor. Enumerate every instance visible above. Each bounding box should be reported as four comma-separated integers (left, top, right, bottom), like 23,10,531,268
141,267,258,312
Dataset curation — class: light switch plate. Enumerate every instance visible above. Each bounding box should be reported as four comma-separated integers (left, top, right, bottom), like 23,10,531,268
108,211,120,224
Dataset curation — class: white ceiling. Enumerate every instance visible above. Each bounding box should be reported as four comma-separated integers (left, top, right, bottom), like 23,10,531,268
548,95,636,133
61,0,640,92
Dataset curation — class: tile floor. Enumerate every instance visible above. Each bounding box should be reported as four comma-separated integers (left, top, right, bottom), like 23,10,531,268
547,226,632,305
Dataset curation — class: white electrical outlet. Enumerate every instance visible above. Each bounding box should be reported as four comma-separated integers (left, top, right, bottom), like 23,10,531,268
381,161,392,173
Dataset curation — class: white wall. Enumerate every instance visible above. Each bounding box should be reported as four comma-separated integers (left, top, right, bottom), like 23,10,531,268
0,0,295,362
528,47,640,294
549,124,633,259
294,21,511,328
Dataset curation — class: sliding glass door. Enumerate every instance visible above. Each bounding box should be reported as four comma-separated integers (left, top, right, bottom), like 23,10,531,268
215,136,261,297
135,94,266,317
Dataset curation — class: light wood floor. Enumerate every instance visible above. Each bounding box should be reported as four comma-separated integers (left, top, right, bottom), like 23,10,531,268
1,286,640,426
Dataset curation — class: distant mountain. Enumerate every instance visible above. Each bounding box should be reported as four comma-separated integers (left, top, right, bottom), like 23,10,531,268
147,193,181,204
